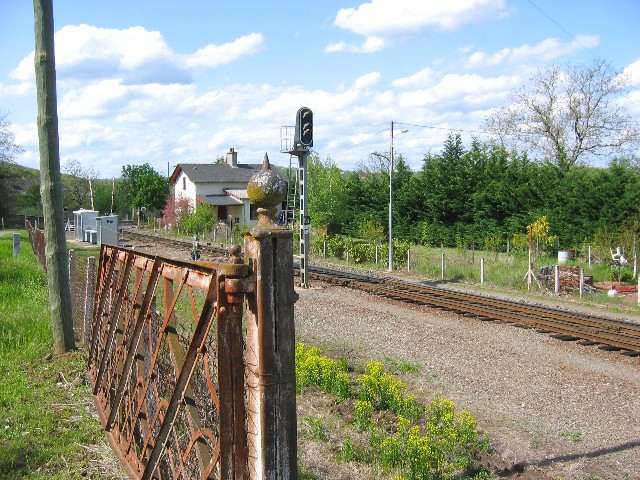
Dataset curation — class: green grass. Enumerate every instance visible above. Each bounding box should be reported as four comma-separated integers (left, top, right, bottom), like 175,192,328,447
0,231,123,479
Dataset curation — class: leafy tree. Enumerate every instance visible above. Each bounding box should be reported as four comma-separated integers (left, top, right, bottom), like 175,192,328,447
0,111,25,218
307,154,349,232
181,203,215,235
91,179,117,215
20,183,43,213
162,194,193,231
483,59,640,170
117,163,169,215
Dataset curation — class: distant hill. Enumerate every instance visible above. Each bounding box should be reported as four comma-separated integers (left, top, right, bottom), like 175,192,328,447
7,163,40,195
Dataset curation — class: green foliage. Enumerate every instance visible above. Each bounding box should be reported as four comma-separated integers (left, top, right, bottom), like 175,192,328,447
295,343,351,401
357,216,385,242
295,343,486,479
0,233,120,478
329,133,639,252
181,203,216,235
379,403,482,480
301,416,328,441
358,361,423,420
0,234,50,356
118,163,170,214
307,154,349,230
354,400,374,431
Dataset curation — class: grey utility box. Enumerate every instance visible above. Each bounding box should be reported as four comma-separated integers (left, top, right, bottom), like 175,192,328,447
73,209,98,242
95,215,119,246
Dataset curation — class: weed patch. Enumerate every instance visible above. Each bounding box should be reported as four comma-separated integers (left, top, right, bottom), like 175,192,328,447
295,342,490,479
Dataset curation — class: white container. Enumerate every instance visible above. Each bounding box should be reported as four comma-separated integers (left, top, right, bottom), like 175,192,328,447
558,250,572,265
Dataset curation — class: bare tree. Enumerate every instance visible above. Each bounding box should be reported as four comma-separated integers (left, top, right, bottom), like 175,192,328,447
483,59,640,170
0,111,23,164
0,112,25,219
34,0,75,352
62,158,98,209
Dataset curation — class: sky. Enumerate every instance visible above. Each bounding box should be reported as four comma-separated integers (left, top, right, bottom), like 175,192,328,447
1,0,639,179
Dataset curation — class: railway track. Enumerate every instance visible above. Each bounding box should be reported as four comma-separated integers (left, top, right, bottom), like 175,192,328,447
120,229,640,356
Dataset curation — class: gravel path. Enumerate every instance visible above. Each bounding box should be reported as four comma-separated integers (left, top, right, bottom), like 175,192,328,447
294,283,640,479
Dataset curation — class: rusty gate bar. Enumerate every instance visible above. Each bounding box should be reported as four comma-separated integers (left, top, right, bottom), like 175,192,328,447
88,244,252,479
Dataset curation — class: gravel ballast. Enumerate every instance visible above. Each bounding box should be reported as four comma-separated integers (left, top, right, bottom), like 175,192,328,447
294,283,640,479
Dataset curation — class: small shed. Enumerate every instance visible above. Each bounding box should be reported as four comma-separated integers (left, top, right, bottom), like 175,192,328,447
73,209,98,241
96,215,119,246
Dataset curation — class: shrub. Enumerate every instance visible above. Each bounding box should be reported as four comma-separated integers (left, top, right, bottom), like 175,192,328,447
295,343,351,400
357,361,423,420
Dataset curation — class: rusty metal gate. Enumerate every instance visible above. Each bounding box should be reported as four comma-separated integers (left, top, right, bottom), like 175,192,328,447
88,244,251,479
87,157,296,479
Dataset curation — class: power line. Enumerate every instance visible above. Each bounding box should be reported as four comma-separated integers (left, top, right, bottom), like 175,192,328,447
526,0,599,59
394,122,489,136
317,126,390,158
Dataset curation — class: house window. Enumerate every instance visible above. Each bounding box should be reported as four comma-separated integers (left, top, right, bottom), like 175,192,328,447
182,177,186,190
250,203,258,221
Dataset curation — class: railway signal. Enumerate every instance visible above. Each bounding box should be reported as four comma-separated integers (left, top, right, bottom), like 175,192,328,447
296,107,313,147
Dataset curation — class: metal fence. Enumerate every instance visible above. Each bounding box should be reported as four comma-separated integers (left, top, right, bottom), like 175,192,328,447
88,244,248,478
25,204,298,479
26,221,94,340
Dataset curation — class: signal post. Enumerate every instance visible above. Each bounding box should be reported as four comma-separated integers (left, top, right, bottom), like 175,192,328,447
285,107,313,288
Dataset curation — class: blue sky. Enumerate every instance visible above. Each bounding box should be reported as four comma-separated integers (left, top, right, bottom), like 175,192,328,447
1,0,639,178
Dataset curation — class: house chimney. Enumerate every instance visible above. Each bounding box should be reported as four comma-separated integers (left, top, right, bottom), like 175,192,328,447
226,147,238,168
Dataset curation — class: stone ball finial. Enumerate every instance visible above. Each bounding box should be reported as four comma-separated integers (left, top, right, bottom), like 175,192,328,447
247,153,287,208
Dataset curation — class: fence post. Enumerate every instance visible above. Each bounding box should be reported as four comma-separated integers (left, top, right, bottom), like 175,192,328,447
481,257,485,285
441,252,445,280
13,233,20,256
407,249,411,272
68,249,76,299
243,156,297,479
579,267,584,299
554,264,560,294
83,256,96,344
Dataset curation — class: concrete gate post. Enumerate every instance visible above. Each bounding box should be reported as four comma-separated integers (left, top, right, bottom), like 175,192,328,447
244,154,297,479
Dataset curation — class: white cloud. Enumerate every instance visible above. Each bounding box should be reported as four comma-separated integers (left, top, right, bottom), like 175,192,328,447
397,72,518,110
184,33,264,69
329,0,508,53
625,59,640,86
463,34,600,69
11,25,265,85
392,68,435,89
354,72,381,89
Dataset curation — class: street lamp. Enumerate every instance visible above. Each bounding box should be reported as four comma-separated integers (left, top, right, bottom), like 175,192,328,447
371,122,408,272
370,150,393,271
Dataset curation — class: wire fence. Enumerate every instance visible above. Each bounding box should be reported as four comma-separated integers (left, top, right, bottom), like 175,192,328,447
26,221,97,345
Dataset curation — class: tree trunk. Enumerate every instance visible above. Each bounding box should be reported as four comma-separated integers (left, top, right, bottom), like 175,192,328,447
33,0,75,353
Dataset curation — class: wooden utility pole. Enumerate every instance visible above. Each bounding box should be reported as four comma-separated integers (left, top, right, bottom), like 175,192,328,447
33,0,76,352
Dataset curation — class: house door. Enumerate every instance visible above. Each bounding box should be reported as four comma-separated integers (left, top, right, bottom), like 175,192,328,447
217,206,227,221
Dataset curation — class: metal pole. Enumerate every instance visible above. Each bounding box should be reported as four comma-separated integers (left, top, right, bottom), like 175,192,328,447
441,252,445,280
298,152,309,287
554,264,560,294
481,257,485,285
388,121,394,272
13,233,20,256
588,245,592,274
579,267,584,298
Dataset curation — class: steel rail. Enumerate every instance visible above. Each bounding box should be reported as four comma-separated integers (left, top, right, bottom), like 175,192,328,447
120,228,228,258
116,230,640,355
306,267,640,355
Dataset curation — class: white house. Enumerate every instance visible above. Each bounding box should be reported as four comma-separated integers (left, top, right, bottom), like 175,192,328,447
168,148,282,228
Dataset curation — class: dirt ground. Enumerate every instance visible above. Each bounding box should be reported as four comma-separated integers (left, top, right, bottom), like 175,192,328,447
293,282,640,480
